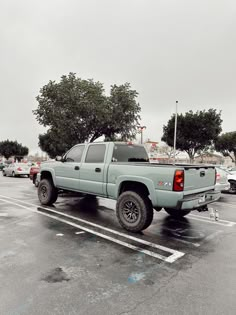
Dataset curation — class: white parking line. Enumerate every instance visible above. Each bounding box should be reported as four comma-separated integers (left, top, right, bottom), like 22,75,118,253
214,201,236,208
188,213,236,227
0,197,184,263
0,195,184,258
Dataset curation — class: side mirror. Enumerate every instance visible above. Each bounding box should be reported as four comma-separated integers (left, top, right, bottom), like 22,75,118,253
55,156,62,162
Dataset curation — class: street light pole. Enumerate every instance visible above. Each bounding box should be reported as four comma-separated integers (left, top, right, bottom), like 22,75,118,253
139,126,146,144
173,100,178,164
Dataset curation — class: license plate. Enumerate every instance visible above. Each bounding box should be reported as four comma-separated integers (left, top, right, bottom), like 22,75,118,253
199,195,205,203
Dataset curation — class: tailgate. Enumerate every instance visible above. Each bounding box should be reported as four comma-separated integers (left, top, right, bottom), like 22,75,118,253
184,166,216,191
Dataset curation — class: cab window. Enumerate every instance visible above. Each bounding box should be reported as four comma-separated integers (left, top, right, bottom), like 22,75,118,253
65,145,85,162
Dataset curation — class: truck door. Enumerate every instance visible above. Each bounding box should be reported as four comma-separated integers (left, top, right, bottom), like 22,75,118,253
54,145,85,190
79,144,107,196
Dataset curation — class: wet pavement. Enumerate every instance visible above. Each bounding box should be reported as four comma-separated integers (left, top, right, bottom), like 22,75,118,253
0,175,236,315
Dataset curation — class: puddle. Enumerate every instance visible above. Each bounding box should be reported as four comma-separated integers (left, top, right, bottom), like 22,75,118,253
41,267,70,283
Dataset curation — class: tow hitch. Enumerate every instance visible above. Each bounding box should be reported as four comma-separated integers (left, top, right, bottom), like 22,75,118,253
197,206,219,221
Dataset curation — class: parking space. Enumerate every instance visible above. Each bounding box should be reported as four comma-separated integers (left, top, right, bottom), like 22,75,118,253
0,175,236,314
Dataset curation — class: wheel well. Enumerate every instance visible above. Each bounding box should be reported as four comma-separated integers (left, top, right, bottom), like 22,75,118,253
119,181,150,197
41,171,53,182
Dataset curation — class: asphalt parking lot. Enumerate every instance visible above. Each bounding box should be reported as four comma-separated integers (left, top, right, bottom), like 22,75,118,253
0,175,236,315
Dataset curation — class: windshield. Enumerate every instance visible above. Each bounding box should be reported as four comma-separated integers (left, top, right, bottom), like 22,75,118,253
112,144,149,162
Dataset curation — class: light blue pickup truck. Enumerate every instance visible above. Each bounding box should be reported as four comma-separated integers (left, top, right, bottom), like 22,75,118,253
38,142,220,232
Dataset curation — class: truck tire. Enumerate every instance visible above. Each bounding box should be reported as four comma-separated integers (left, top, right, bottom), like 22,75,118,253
38,179,58,205
165,208,191,218
116,191,153,232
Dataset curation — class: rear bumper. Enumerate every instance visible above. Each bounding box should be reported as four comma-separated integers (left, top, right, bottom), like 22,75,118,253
15,171,30,176
176,190,221,210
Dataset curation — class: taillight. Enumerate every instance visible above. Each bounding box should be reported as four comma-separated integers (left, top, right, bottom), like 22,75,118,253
216,173,220,180
173,170,184,191
17,167,22,171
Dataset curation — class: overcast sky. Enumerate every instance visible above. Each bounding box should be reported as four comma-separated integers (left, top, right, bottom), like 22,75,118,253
1,0,235,154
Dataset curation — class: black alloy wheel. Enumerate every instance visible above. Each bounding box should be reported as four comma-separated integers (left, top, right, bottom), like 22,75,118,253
116,191,153,232
38,178,58,205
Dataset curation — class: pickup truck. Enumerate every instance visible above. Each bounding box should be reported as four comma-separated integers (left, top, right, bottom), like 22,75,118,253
37,142,220,232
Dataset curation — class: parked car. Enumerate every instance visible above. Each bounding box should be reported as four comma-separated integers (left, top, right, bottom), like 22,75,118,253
228,167,236,175
227,172,236,194
37,142,220,232
215,167,230,192
29,163,40,187
2,163,30,177
0,162,6,171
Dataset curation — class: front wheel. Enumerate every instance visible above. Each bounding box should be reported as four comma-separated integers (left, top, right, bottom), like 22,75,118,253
3,171,6,177
12,171,15,177
165,208,191,218
38,179,58,205
116,191,153,232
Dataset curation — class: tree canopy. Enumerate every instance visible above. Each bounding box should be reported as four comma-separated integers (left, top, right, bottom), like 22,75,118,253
215,131,236,165
33,73,141,158
161,109,222,162
0,140,29,160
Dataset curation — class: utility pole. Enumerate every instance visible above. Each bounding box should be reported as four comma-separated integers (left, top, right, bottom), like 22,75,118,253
173,101,178,164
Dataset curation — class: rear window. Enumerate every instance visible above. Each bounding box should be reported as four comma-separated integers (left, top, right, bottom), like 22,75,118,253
112,144,149,162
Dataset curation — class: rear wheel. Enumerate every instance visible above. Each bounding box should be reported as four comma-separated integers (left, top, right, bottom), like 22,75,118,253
165,208,191,218
12,171,15,177
116,191,153,232
3,171,6,176
38,179,58,205
229,181,236,194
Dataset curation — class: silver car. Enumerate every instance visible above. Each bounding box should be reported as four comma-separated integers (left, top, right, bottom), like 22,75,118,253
2,163,30,177
215,167,230,192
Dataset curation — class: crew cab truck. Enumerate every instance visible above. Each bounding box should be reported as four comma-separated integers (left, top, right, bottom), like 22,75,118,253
37,142,220,232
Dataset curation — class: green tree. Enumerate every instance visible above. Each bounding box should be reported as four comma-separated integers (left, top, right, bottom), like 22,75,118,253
33,73,141,157
162,109,222,162
38,129,71,158
215,131,236,165
0,140,29,160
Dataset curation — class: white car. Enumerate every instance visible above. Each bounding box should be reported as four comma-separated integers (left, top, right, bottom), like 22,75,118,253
228,167,236,175
215,167,230,192
2,163,30,177
227,172,236,194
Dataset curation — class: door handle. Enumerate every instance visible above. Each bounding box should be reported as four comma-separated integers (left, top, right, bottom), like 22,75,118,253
74,166,80,170
95,168,101,173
